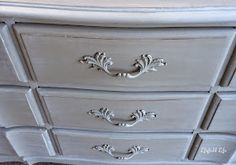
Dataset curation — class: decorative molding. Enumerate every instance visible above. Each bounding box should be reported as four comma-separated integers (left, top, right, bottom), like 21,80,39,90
0,24,28,82
88,108,157,127
92,144,149,160
79,52,166,79
1,2,236,27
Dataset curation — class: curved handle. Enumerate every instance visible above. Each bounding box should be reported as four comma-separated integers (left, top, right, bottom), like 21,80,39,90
92,144,149,160
87,108,157,127
79,52,166,79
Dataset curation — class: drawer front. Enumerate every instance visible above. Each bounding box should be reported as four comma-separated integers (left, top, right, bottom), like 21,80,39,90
0,129,17,157
0,24,19,83
194,134,236,163
15,24,234,91
40,89,208,132
6,128,53,157
53,129,191,162
206,93,236,131
0,87,40,127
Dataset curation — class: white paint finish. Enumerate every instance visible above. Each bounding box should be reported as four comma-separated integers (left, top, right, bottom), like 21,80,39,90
39,88,208,132
6,128,50,157
208,93,236,131
15,25,234,91
53,129,192,162
1,2,236,27
0,87,39,127
194,134,236,164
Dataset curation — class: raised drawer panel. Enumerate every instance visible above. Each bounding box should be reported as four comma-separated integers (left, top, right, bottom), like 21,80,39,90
0,87,40,127
15,24,234,91
53,129,191,162
6,128,51,157
194,134,236,164
39,88,208,132
206,93,236,131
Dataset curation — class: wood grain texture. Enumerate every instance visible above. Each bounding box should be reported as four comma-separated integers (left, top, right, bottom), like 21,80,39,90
39,88,208,132
1,1,236,27
53,129,192,162
0,87,38,127
0,129,18,162
0,25,18,83
2,0,236,8
6,128,50,157
14,24,235,91
194,134,236,164
25,156,221,165
207,93,236,132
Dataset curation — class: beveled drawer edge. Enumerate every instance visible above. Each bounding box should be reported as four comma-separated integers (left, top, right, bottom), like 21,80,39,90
220,42,236,87
201,92,236,130
5,126,57,157
52,128,192,139
38,87,209,101
0,24,28,82
188,133,236,162
23,156,220,165
14,23,236,39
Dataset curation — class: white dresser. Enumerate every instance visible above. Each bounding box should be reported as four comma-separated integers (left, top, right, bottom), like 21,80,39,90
0,1,236,165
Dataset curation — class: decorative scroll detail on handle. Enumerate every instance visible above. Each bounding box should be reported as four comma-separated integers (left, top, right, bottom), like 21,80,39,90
92,144,149,160
87,108,157,127
79,52,166,79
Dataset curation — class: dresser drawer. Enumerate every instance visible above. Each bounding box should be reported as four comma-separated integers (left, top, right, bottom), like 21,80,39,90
39,88,208,132
14,24,234,91
0,129,19,162
0,87,41,127
203,93,236,131
0,24,18,83
6,128,54,157
193,134,236,164
53,129,191,162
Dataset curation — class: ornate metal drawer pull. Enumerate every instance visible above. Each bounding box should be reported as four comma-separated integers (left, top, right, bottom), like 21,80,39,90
87,108,157,127
79,52,166,79
92,144,149,160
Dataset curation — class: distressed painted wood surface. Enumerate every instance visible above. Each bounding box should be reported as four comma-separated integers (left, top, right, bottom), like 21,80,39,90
14,24,235,91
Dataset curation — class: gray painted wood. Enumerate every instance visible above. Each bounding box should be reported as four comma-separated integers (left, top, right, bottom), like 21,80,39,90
207,93,236,131
24,156,220,165
194,134,236,164
0,25,19,83
39,88,208,132
0,87,39,127
229,151,236,163
0,129,19,162
14,25,235,91
53,129,192,162
3,0,236,8
230,74,236,87
6,128,50,157
220,45,236,88
1,1,236,28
